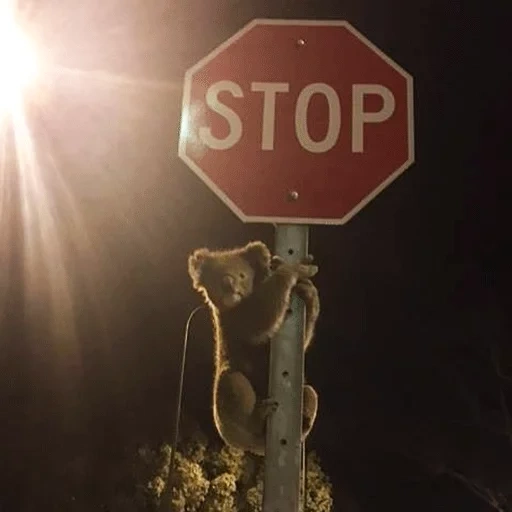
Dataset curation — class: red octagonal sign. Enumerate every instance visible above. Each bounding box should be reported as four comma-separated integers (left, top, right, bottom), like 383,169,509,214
179,19,414,225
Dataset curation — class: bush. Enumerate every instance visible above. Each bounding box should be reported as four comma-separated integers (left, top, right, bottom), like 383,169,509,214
131,430,333,512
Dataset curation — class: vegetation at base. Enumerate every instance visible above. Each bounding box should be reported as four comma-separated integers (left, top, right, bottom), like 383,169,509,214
32,425,333,511
132,429,333,512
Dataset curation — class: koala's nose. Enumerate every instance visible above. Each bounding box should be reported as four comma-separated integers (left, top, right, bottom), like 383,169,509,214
221,275,236,292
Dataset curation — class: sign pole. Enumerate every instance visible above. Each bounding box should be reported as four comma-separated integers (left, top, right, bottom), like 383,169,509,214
178,16,414,511
263,224,309,512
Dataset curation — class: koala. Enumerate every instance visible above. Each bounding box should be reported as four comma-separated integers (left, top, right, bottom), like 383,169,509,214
188,241,320,456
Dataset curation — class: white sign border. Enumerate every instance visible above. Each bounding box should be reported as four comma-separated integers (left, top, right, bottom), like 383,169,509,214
178,18,415,226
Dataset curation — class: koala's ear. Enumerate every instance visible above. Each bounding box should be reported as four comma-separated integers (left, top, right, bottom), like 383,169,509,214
188,248,211,288
243,241,272,280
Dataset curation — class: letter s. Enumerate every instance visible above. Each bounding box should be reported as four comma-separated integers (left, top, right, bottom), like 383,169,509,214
199,80,243,150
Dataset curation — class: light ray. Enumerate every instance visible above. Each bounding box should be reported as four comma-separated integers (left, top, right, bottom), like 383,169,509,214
53,65,180,93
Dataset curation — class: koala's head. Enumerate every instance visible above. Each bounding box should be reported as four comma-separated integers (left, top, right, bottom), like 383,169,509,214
188,241,272,312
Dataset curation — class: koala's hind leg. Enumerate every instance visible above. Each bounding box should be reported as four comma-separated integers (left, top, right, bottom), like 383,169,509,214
302,384,318,440
214,371,273,455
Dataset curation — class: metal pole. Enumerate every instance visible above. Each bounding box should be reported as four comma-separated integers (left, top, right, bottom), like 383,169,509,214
263,224,309,512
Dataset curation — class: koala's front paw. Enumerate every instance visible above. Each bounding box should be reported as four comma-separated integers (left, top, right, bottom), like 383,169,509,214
270,255,283,272
272,256,318,281
292,262,318,280
271,254,315,271
294,279,319,303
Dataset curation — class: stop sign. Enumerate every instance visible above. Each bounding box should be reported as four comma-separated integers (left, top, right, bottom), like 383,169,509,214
178,19,414,225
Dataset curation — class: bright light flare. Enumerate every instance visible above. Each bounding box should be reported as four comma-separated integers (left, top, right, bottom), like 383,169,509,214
0,0,180,353
0,5,39,112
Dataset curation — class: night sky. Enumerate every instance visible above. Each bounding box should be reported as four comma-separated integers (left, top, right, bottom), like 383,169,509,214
1,0,510,510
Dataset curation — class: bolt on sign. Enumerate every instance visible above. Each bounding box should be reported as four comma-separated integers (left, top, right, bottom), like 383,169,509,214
178,19,414,225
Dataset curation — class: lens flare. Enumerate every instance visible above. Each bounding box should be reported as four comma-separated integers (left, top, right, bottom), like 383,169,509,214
0,0,181,368
0,3,39,113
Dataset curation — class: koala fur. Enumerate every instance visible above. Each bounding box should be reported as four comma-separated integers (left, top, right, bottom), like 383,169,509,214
188,241,320,456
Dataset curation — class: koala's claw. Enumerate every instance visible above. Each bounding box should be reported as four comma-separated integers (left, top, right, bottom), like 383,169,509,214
259,398,279,418
298,264,318,278
302,254,315,264
272,258,318,280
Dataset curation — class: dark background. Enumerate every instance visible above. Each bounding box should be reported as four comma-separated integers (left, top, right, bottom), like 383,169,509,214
1,0,510,510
